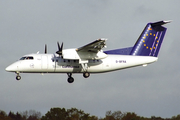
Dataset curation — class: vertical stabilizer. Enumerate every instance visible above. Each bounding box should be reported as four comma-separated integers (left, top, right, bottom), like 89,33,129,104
130,21,170,57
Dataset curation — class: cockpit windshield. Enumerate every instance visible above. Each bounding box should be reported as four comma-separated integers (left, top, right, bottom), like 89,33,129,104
20,57,26,60
19,56,34,60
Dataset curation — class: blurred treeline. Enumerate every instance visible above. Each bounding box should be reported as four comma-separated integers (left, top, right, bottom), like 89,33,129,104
0,108,180,120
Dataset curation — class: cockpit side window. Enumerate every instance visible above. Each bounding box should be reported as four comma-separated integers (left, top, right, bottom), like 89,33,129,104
26,56,33,60
19,56,34,60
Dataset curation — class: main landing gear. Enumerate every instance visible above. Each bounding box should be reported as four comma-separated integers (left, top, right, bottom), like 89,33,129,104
67,72,90,83
15,72,21,80
83,72,90,78
67,73,74,83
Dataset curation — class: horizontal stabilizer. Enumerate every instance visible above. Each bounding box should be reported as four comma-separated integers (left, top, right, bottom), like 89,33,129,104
151,20,171,26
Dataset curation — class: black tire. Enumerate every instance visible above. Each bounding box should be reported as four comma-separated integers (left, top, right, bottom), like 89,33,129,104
67,77,74,83
83,72,90,78
16,76,21,80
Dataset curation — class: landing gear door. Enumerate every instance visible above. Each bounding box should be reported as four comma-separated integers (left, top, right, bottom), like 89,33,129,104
41,55,48,69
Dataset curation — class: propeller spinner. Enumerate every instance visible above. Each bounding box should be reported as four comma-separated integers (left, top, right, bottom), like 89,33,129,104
56,42,63,56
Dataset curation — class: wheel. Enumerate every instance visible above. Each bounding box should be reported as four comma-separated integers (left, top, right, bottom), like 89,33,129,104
16,76,21,80
67,77,74,83
83,72,90,78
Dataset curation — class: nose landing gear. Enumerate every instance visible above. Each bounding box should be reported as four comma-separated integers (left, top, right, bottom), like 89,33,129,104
16,76,21,80
15,72,21,80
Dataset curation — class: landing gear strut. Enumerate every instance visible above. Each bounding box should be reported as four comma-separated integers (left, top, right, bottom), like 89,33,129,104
15,72,21,80
67,73,74,83
80,63,90,78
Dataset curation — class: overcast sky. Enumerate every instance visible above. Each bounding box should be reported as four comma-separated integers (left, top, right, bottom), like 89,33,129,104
1,0,180,118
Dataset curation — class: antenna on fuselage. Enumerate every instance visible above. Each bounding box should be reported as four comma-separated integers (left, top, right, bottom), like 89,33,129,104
45,44,47,54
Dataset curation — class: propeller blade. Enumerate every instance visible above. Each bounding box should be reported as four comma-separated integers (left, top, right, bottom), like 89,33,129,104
45,44,47,54
57,42,60,51
56,42,63,56
60,42,63,51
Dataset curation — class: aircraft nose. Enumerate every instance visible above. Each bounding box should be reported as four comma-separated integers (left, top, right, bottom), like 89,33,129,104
6,65,13,72
5,64,18,72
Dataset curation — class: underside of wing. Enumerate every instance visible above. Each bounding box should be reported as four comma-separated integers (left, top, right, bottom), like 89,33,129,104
76,38,107,53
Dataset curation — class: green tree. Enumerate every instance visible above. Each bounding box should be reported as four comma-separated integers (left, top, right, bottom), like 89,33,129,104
16,112,23,120
8,111,23,120
121,112,139,120
67,108,82,119
67,108,95,120
41,108,68,120
150,116,164,120
102,110,124,120
42,107,98,120
8,111,16,120
0,110,12,120
20,110,41,120
171,114,180,120
27,110,41,120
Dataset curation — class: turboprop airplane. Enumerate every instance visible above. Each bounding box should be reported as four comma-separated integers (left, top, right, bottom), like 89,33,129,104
6,20,170,83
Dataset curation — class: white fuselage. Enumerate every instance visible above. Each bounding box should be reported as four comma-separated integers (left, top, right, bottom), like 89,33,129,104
6,53,158,74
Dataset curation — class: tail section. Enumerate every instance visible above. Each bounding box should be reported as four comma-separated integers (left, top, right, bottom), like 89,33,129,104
130,21,170,57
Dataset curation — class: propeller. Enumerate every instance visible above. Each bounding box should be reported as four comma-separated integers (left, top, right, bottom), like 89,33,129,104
56,42,63,56
45,44,47,54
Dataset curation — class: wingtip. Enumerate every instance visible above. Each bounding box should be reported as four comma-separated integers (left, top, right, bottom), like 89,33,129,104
98,38,108,41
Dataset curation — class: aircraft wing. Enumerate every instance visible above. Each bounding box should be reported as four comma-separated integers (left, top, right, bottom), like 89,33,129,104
76,39,107,53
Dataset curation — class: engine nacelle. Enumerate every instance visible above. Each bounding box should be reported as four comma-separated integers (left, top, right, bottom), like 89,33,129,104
63,49,80,59
62,49,107,60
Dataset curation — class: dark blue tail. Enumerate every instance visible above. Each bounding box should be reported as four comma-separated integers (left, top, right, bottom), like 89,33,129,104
130,21,170,57
104,21,170,56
